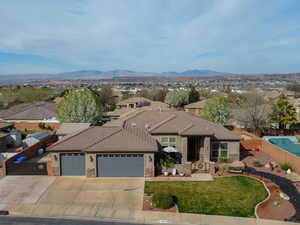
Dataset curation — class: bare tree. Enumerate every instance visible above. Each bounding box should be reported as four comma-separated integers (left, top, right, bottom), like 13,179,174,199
232,92,272,130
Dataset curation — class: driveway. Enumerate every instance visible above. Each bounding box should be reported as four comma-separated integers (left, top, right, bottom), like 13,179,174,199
38,177,144,210
1,176,144,219
0,176,56,204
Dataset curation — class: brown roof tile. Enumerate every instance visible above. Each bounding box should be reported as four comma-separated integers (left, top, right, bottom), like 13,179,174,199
2,102,56,120
48,124,158,153
123,109,240,140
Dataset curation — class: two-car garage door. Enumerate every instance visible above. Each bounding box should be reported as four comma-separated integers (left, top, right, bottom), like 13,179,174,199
60,153,145,177
97,154,144,177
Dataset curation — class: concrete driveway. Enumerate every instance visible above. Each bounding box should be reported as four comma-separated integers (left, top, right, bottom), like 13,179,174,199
0,176,56,204
38,177,144,210
1,176,144,219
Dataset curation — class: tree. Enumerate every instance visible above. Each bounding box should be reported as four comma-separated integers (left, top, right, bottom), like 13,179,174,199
232,92,272,130
98,85,114,106
188,86,200,103
164,90,189,108
56,88,103,123
287,84,300,93
201,96,230,125
136,88,168,102
271,95,297,129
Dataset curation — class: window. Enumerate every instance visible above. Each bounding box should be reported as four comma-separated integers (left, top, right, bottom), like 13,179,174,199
211,142,228,161
220,143,228,158
160,137,176,147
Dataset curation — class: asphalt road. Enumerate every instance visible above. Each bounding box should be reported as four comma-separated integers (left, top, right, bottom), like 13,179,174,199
0,217,144,225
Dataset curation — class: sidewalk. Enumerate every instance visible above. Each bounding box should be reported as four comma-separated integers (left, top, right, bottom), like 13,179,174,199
3,203,300,225
146,173,213,181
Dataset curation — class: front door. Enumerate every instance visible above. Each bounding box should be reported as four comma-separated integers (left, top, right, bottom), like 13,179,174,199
187,136,201,162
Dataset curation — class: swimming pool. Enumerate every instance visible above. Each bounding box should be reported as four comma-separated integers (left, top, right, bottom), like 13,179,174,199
269,138,300,157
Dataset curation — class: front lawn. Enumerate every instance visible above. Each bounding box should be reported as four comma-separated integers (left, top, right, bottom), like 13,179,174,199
144,176,268,217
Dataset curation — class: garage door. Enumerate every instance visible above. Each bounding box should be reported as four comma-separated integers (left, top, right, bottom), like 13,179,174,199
60,153,85,176
97,154,144,177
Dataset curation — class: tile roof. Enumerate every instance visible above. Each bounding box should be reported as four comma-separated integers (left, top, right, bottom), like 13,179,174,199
0,122,13,130
3,102,56,120
117,97,152,106
4,102,56,120
107,99,169,117
121,109,240,140
56,123,91,136
48,124,158,153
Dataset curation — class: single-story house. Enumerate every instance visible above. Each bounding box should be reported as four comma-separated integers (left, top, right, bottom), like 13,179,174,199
184,99,207,115
48,109,240,178
48,124,157,177
106,97,169,118
116,97,169,110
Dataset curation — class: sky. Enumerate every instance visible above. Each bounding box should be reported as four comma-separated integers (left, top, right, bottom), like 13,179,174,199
1,0,300,74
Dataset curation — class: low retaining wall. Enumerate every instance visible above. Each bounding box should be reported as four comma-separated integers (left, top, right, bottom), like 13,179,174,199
14,122,61,132
241,138,300,173
2,134,57,176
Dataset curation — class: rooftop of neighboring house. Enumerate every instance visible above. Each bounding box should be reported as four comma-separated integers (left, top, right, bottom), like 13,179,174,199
117,97,152,106
56,123,91,136
0,101,56,121
105,109,241,140
48,123,158,153
184,99,207,109
108,98,169,117
0,122,13,130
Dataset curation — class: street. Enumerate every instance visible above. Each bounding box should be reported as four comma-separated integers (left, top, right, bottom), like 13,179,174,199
0,217,143,225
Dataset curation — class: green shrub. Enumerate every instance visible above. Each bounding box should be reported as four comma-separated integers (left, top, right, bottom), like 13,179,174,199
280,162,293,171
152,192,174,209
252,160,263,167
218,157,230,163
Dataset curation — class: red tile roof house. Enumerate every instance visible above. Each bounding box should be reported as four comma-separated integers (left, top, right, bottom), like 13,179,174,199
47,109,241,178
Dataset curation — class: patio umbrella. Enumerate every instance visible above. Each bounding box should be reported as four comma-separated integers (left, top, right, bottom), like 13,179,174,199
163,146,179,153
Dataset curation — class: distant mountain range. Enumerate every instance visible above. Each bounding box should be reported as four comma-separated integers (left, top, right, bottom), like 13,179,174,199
0,69,228,82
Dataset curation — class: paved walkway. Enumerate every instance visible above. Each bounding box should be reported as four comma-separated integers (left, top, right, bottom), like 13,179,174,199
146,173,213,181
246,167,300,223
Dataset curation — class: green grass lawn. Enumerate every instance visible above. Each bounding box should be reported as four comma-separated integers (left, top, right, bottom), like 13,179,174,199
144,176,268,217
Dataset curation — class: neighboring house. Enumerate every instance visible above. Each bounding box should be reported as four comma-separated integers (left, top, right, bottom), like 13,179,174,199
0,132,9,152
184,100,207,115
116,97,169,109
56,123,91,140
0,101,58,123
117,97,151,109
47,109,240,178
106,97,169,118
0,123,14,152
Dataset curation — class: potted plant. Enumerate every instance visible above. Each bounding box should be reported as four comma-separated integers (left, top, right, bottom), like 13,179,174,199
159,152,174,176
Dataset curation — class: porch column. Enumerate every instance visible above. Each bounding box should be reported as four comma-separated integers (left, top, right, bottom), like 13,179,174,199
181,137,188,163
203,136,211,162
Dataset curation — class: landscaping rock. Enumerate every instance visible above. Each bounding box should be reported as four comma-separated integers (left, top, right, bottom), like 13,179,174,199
280,192,290,201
